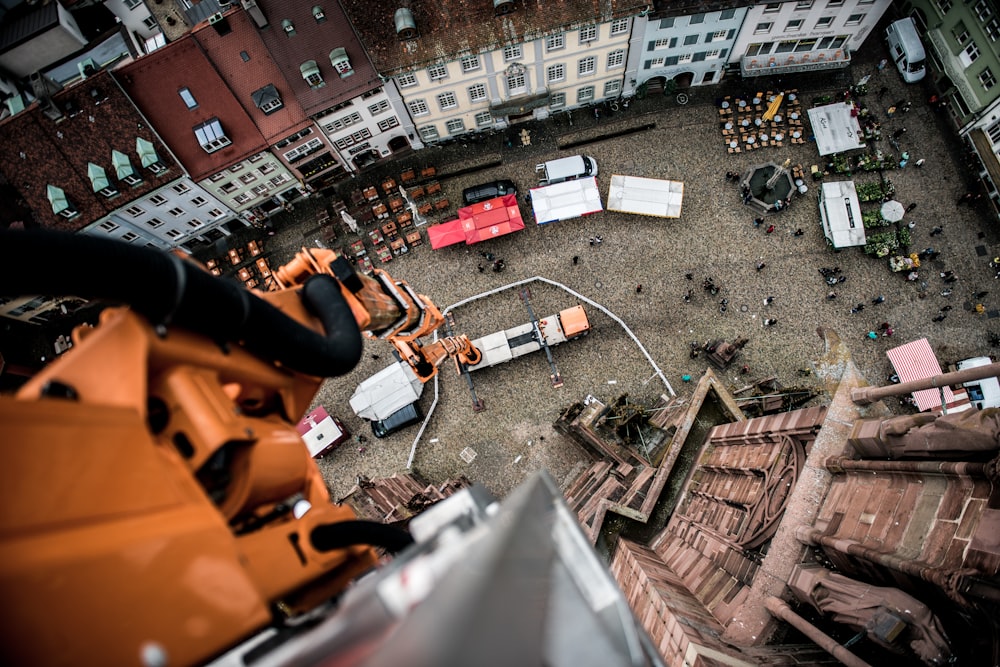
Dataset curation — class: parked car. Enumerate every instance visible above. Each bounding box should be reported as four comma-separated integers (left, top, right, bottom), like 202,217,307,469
462,179,517,205
535,155,598,185
370,402,423,438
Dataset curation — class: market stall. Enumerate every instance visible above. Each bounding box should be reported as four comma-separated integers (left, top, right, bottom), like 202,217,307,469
530,177,603,225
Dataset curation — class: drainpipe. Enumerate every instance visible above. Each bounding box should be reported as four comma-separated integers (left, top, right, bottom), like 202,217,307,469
850,362,1000,405
764,597,873,667
824,456,987,478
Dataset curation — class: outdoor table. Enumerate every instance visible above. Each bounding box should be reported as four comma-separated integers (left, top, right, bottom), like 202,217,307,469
381,177,397,194
238,267,252,282
210,267,222,277
381,221,397,237
256,258,271,277
376,246,393,263
228,249,242,266
390,237,408,255
244,277,258,289
358,256,374,274
405,230,422,246
349,239,366,257
397,211,413,226
729,140,738,148
372,203,389,220
746,136,755,144
368,228,384,245
247,240,261,256
363,186,378,202
774,133,784,141
788,94,797,101
760,133,769,142
753,97,761,105
206,258,218,269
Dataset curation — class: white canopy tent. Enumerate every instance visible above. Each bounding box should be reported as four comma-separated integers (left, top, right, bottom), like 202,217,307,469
807,102,866,156
606,175,684,218
530,177,603,225
818,180,866,248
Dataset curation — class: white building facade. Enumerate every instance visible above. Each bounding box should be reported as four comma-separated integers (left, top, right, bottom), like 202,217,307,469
730,0,891,77
101,0,165,55
314,85,413,171
197,151,303,223
393,17,634,143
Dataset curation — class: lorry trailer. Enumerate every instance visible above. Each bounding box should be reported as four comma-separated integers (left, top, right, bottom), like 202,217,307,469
466,305,590,372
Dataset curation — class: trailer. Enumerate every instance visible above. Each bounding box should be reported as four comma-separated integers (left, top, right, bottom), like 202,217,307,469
296,406,350,458
529,178,603,225
606,174,684,218
466,305,590,372
350,360,425,421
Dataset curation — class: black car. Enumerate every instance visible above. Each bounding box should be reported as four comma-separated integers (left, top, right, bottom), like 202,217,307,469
462,179,517,206
370,402,423,438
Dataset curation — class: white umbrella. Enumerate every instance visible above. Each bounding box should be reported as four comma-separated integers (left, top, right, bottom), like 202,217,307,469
881,200,905,223
341,209,358,233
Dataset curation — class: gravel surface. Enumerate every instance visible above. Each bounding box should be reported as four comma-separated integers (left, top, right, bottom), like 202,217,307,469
252,45,998,502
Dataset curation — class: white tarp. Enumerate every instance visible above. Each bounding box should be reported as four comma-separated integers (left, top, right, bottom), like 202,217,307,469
530,177,603,225
807,102,866,156
607,175,684,218
350,361,424,421
818,180,866,248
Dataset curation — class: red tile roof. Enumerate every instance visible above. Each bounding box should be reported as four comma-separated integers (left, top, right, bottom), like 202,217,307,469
339,0,647,73
255,0,382,117
193,9,312,144
0,69,178,232
113,35,268,181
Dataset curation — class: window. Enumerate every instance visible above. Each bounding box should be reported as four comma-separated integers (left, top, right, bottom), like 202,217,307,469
546,33,564,51
397,72,417,87
191,196,206,207
755,23,773,34
987,18,1000,41
143,16,157,30
604,80,621,97
460,55,481,72
427,64,448,81
179,88,197,109
579,25,597,43
210,173,226,182
690,13,705,24
980,68,996,90
578,56,596,76
313,6,326,22
721,9,736,20
282,19,296,36
166,229,182,239
125,205,144,217
187,219,203,228
368,100,390,115
550,92,566,108
249,154,265,163
258,162,276,175
241,51,250,62
776,41,796,53
610,18,628,35
468,83,487,102
145,217,163,228
172,182,190,195
830,36,847,48
220,182,238,194
437,92,457,110
974,0,992,22
845,13,865,26
678,53,693,64
705,49,721,59
961,42,980,67
445,118,465,134
794,38,816,52
649,57,665,67
684,34,698,46
785,19,803,31
711,30,727,42
301,60,323,88
503,44,522,61
209,208,225,218
124,0,141,8
746,43,769,56
252,184,270,195
419,126,439,141
239,173,257,184
100,221,119,231
377,116,399,131
229,164,245,173
547,63,566,83
168,207,184,217
475,111,493,127
408,99,429,116
659,18,674,29
795,0,812,9
763,3,781,12
653,38,672,49
577,86,595,103
268,174,290,187
283,137,323,163
816,16,834,28
148,193,167,206
607,49,625,69
121,232,139,242
934,0,951,12
194,118,232,153
507,70,526,94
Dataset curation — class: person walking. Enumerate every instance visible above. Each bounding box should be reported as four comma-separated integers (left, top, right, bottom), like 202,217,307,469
793,228,804,236
826,291,837,300
906,202,918,213
929,226,943,236
753,217,765,227
892,128,907,140
872,295,885,304
915,158,926,168
763,318,777,327
763,296,775,305
877,58,888,72
932,313,947,322
850,303,865,314
766,224,775,234
907,220,917,230
635,284,643,294
756,261,767,272
572,255,579,265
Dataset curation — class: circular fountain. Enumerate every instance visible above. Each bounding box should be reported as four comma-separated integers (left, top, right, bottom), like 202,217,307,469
741,159,795,213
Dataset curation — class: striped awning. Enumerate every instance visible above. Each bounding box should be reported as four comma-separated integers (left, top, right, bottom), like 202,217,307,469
886,338,969,413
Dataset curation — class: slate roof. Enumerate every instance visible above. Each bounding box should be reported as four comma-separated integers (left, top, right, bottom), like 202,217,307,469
339,0,648,74
255,0,382,117
0,69,177,232
113,34,268,181
192,9,311,144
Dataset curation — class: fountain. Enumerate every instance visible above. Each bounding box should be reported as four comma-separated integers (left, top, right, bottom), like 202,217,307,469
740,158,795,213
400,185,428,227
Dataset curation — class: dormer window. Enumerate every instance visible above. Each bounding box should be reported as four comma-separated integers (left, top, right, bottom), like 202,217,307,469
112,149,143,186
47,185,78,219
282,19,296,36
137,137,167,174
312,6,326,22
329,48,354,78
90,87,107,104
88,163,118,198
252,84,284,115
300,60,325,88
194,118,232,153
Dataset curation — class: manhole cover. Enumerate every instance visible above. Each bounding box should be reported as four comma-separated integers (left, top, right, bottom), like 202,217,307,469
740,304,749,312
459,447,477,463
595,280,603,289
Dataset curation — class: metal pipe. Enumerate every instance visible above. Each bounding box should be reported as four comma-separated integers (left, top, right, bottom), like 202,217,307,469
850,362,1000,405
824,456,988,477
764,597,873,667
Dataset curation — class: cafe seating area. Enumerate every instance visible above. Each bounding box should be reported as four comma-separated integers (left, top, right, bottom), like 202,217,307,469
202,239,277,291
718,90,808,154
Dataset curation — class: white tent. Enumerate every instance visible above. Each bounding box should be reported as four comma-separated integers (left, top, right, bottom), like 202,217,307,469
818,181,866,248
807,102,866,156
349,361,424,421
607,175,684,218
530,177,603,225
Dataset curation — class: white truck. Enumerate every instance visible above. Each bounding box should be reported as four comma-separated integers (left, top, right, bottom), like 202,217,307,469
466,305,591,372
606,174,684,218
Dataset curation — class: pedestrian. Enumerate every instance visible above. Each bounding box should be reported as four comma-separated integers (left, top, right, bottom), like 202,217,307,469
867,331,878,340
941,289,953,297
773,199,783,211
572,255,579,265
478,264,485,273
907,220,916,230
793,228,804,236
887,106,897,116
685,272,693,280
940,305,952,312
975,303,986,314
901,101,912,113
763,318,777,327
892,128,907,140
958,192,974,205
877,58,888,72
850,303,865,314
974,291,989,299
872,295,885,304
766,224,775,234
915,158,926,168
595,235,603,245
899,153,910,169
940,270,954,279
763,296,774,305
756,261,766,272
837,276,847,284
944,274,958,283
932,313,947,322
743,191,753,205
589,237,595,246
907,271,920,282
878,85,889,99
370,354,380,361
740,364,751,375
683,290,693,303
753,217,764,227
826,291,837,300
905,203,918,213
883,327,894,337
929,226,943,236
636,284,643,294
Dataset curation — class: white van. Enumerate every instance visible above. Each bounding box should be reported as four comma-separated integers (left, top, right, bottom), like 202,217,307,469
956,357,1000,410
886,18,926,83
536,155,598,185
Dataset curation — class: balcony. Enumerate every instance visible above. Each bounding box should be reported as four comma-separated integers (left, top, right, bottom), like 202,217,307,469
489,90,551,117
925,29,980,114
742,48,850,77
